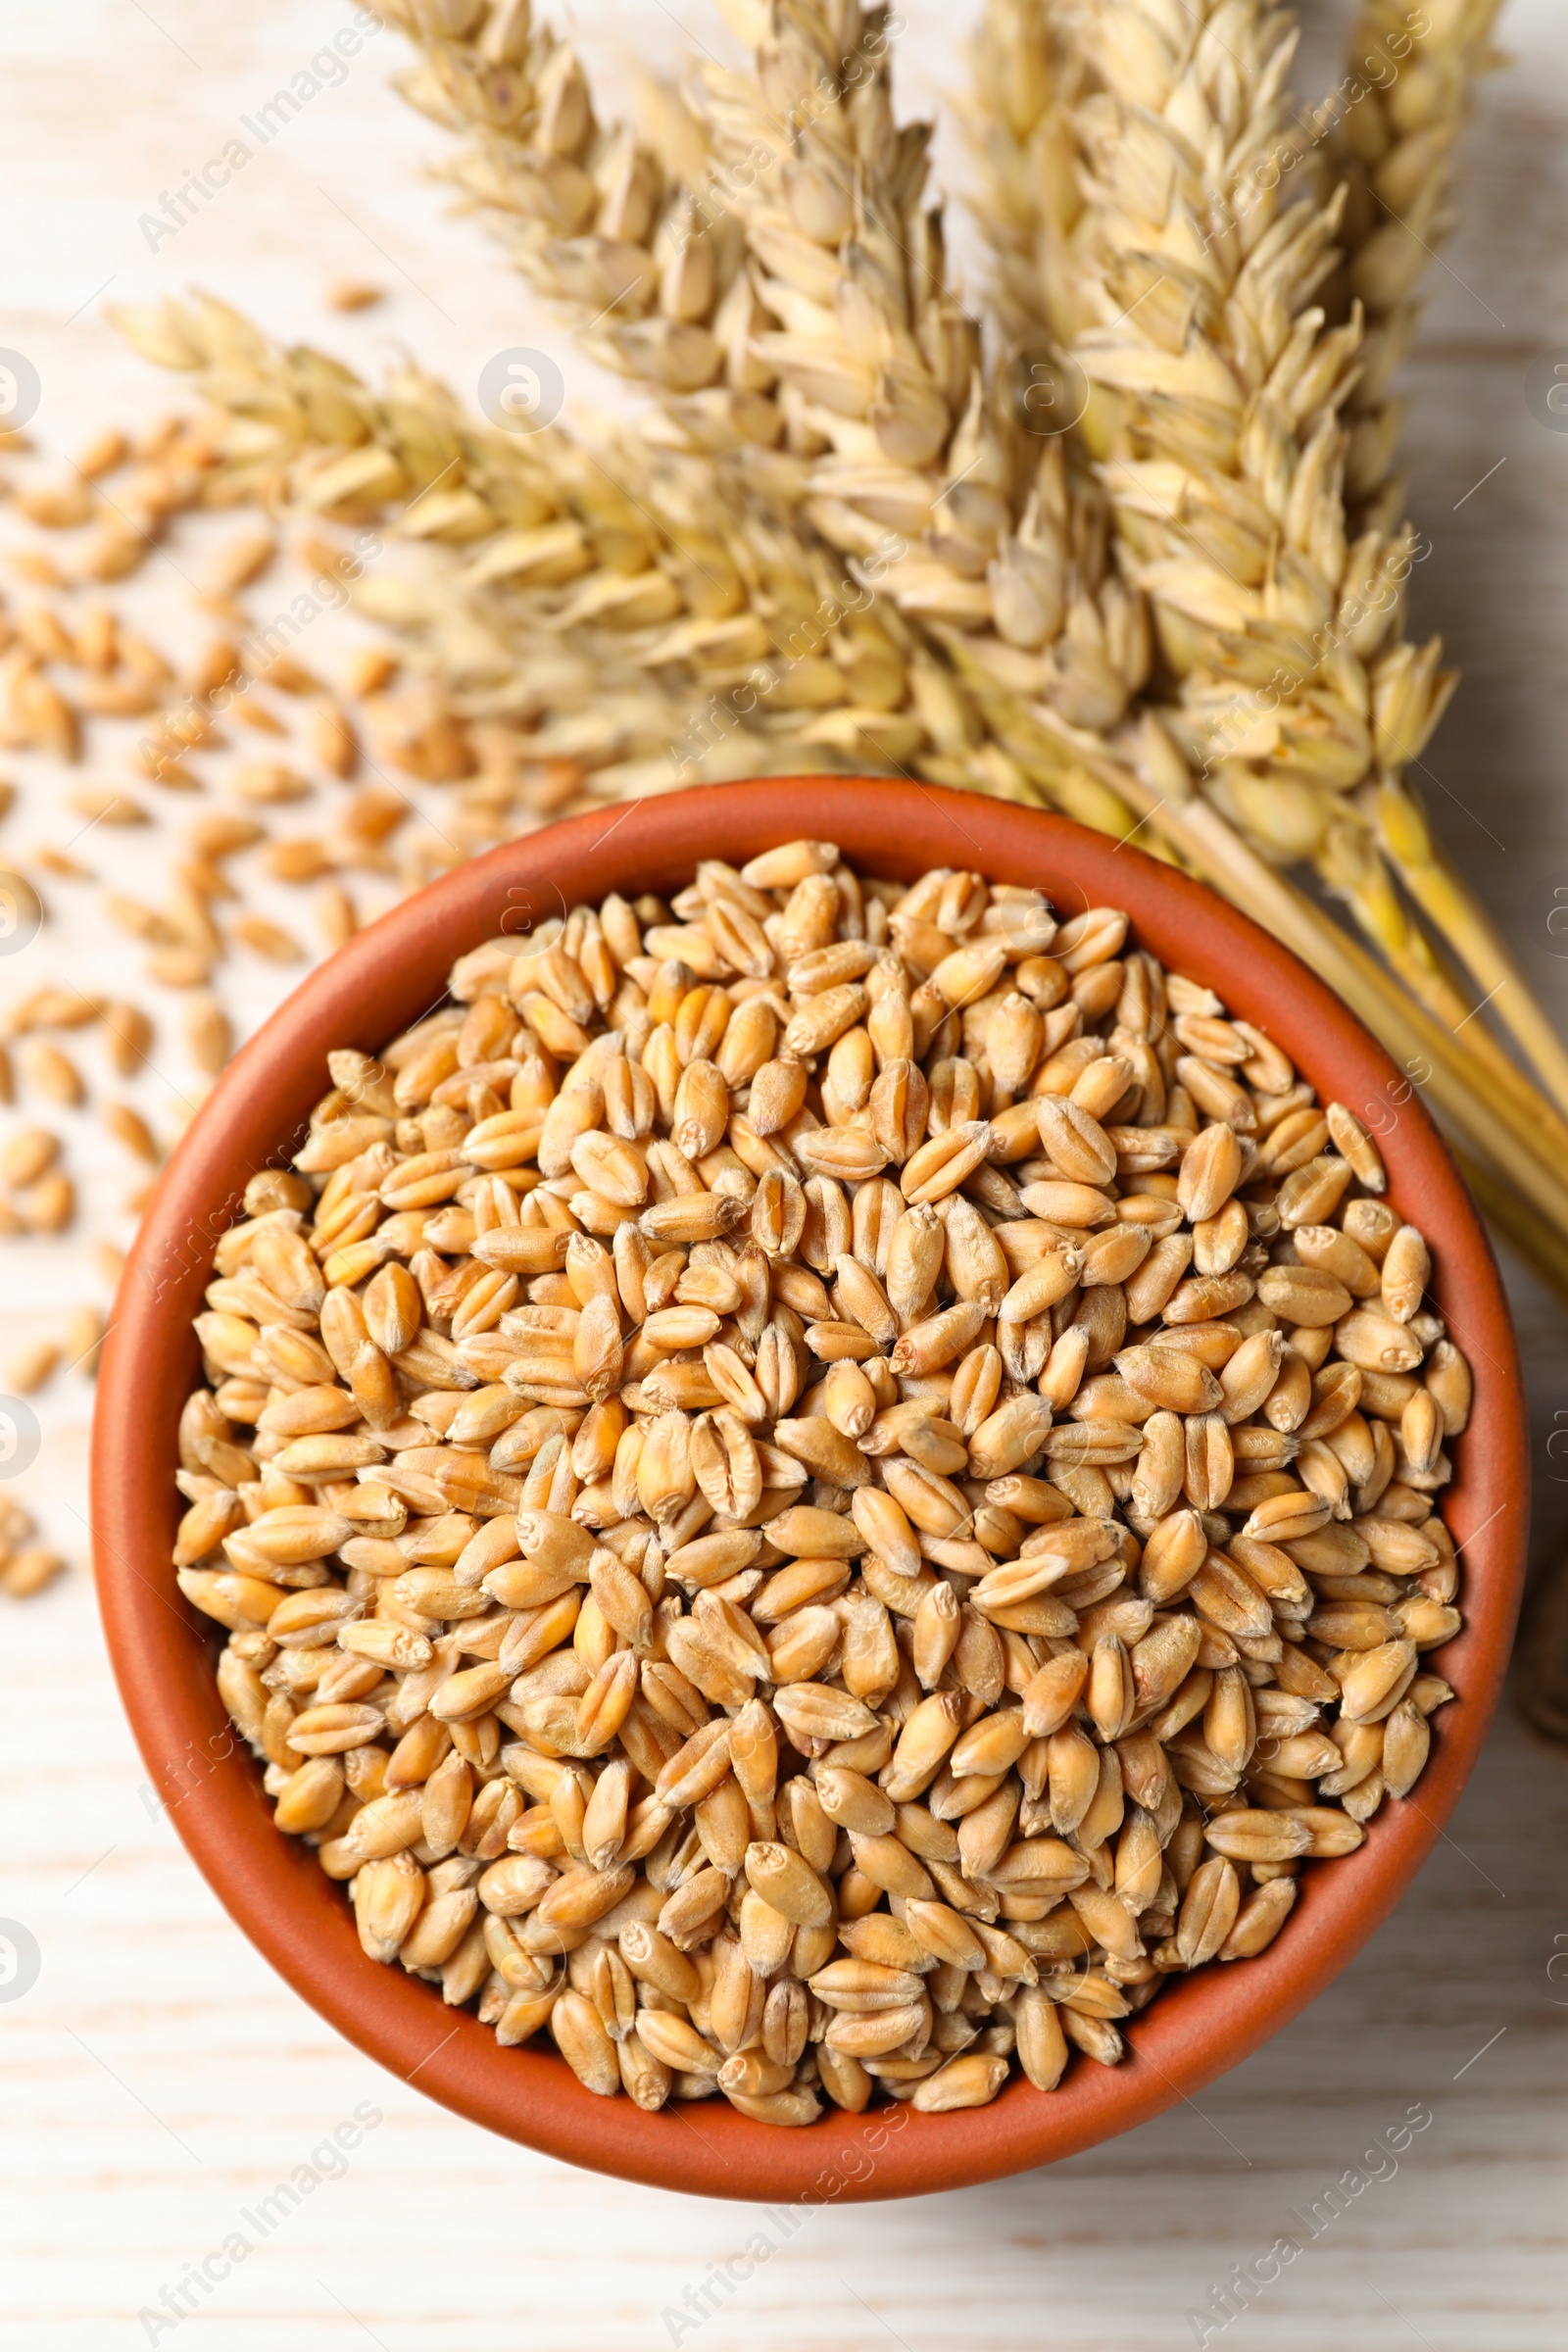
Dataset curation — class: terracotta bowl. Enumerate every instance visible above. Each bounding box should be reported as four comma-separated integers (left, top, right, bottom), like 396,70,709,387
92,778,1527,2202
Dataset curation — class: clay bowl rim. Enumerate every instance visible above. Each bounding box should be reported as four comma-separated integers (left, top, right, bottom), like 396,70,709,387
92,777,1527,2204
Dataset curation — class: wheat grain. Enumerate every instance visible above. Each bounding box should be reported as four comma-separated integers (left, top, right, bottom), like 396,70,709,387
181,839,1463,2119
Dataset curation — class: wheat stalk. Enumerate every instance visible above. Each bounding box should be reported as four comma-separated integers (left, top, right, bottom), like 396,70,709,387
1306,4,1568,1118
92,317,1568,1287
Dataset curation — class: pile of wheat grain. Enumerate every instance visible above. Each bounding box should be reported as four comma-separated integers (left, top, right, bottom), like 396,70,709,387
177,840,1466,2118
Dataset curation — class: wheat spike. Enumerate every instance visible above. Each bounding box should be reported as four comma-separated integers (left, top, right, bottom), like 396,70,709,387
378,0,801,454
967,1,1505,535
976,0,1568,1121
1050,0,1568,1130
965,0,1087,352
1328,0,1507,536
112,291,1025,796
382,1,1154,746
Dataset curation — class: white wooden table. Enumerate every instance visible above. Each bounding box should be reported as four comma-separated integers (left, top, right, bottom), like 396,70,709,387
1,6,1565,2345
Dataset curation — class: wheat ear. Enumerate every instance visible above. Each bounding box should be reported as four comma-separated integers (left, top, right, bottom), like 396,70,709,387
1329,0,1508,536
964,0,1087,353
1058,0,1568,1130
109,292,1024,794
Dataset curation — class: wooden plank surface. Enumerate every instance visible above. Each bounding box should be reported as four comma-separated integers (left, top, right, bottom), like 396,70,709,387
1,5,1565,2345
